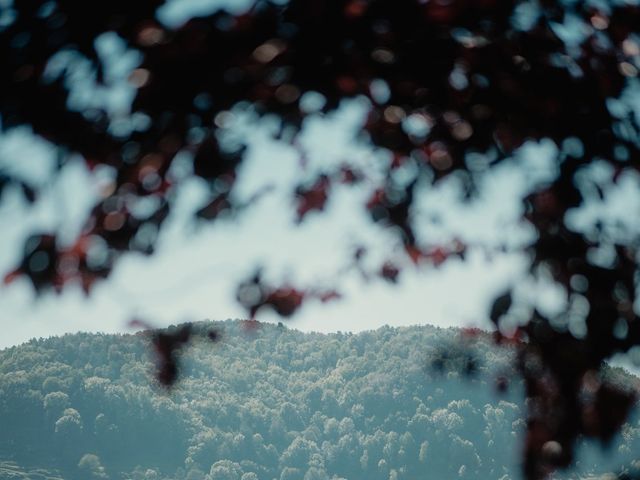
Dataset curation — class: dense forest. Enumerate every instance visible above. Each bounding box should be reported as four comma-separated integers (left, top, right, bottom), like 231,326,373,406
1,320,639,480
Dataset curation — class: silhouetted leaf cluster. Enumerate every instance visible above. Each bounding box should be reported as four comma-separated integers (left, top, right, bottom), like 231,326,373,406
2,0,640,477
130,320,222,388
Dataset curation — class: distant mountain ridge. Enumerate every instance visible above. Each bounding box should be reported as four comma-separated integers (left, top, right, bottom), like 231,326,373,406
0,320,638,480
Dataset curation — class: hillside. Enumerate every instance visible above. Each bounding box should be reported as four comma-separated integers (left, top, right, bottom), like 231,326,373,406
0,320,638,480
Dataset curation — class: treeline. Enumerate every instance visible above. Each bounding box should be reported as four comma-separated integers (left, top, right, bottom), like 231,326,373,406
0,320,638,480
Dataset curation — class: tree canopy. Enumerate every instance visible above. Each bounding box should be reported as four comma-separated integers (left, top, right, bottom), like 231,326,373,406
1,321,639,480
2,0,640,478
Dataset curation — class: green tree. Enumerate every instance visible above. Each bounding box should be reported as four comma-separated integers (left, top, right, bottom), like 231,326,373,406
78,453,109,479
43,391,70,418
208,460,242,480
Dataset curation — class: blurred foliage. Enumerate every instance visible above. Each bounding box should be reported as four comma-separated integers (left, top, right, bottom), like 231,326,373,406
2,0,640,477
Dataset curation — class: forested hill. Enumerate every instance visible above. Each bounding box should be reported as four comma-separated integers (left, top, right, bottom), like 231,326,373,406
0,321,639,480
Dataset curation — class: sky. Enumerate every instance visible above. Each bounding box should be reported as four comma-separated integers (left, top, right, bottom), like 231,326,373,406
1,0,640,357
0,94,562,350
